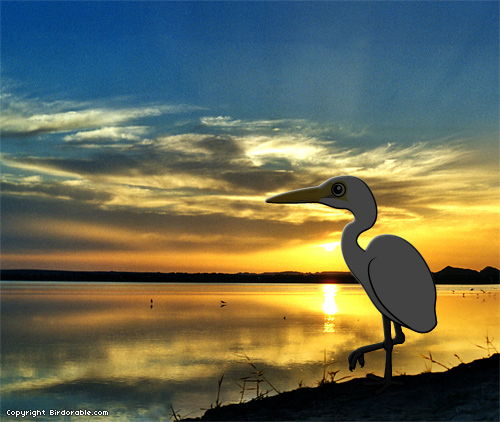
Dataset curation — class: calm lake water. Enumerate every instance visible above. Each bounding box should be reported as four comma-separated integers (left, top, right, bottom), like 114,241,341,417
1,282,499,421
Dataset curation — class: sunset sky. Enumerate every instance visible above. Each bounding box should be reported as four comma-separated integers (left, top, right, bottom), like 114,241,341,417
1,1,498,273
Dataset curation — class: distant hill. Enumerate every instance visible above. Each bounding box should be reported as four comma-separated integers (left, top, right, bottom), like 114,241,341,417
434,266,499,284
480,266,500,280
1,267,498,284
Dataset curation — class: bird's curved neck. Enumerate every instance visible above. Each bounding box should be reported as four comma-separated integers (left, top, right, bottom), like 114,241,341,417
341,214,376,276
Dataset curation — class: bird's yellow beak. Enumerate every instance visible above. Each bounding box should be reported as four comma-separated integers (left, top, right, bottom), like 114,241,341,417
266,185,327,204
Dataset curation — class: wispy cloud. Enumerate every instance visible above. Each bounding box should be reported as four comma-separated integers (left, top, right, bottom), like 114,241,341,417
201,116,243,127
200,115,302,130
63,126,149,143
1,177,112,203
0,94,203,138
2,107,159,138
199,115,354,138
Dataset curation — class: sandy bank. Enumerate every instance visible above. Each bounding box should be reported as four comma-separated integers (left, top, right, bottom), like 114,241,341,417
184,354,499,421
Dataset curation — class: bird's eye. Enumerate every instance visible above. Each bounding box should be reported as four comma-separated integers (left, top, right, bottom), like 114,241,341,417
331,183,346,197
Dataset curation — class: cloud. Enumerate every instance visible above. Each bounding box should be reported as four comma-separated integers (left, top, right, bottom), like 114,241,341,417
1,108,160,138
3,132,296,194
241,134,328,168
0,194,341,256
0,94,204,138
1,178,112,203
200,116,370,141
201,116,242,127
220,169,296,192
63,126,149,143
200,115,316,133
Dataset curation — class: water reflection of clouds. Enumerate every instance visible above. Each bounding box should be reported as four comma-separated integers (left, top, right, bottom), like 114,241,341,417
1,284,498,420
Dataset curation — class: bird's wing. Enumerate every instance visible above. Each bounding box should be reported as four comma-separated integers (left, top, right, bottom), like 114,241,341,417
366,235,437,333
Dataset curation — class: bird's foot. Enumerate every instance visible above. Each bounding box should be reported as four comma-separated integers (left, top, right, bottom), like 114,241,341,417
348,349,365,371
364,374,403,394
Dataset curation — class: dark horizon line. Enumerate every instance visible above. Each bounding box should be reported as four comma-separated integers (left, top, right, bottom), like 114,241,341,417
1,265,499,284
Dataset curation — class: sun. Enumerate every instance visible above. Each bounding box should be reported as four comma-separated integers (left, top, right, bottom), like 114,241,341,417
319,242,341,252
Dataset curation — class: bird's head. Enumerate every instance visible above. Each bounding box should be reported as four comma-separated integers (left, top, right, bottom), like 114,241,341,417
266,176,377,220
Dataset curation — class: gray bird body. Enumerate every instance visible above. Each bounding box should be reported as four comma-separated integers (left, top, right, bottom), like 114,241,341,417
354,234,436,333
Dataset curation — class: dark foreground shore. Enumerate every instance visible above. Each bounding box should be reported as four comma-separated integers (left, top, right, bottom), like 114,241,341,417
184,354,499,421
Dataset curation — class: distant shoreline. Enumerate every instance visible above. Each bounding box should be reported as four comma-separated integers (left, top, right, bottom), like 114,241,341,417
1,266,498,284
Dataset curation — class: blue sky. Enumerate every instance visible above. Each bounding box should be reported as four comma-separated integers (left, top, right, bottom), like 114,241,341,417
1,1,499,272
3,2,497,130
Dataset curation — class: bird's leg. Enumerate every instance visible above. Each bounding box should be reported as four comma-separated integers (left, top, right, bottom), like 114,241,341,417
348,339,384,371
392,321,405,346
348,316,407,377
364,315,404,393
348,314,390,371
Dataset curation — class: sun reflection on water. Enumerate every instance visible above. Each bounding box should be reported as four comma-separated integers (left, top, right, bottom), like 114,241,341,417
1,283,499,421
323,284,338,333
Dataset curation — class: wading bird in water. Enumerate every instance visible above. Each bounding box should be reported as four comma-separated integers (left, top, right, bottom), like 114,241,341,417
266,176,437,393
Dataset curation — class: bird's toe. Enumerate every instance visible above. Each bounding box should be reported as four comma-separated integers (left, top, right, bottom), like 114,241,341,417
348,350,364,371
347,353,355,371
358,354,365,368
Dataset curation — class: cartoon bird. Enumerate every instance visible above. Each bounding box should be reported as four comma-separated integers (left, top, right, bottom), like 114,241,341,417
266,176,437,392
